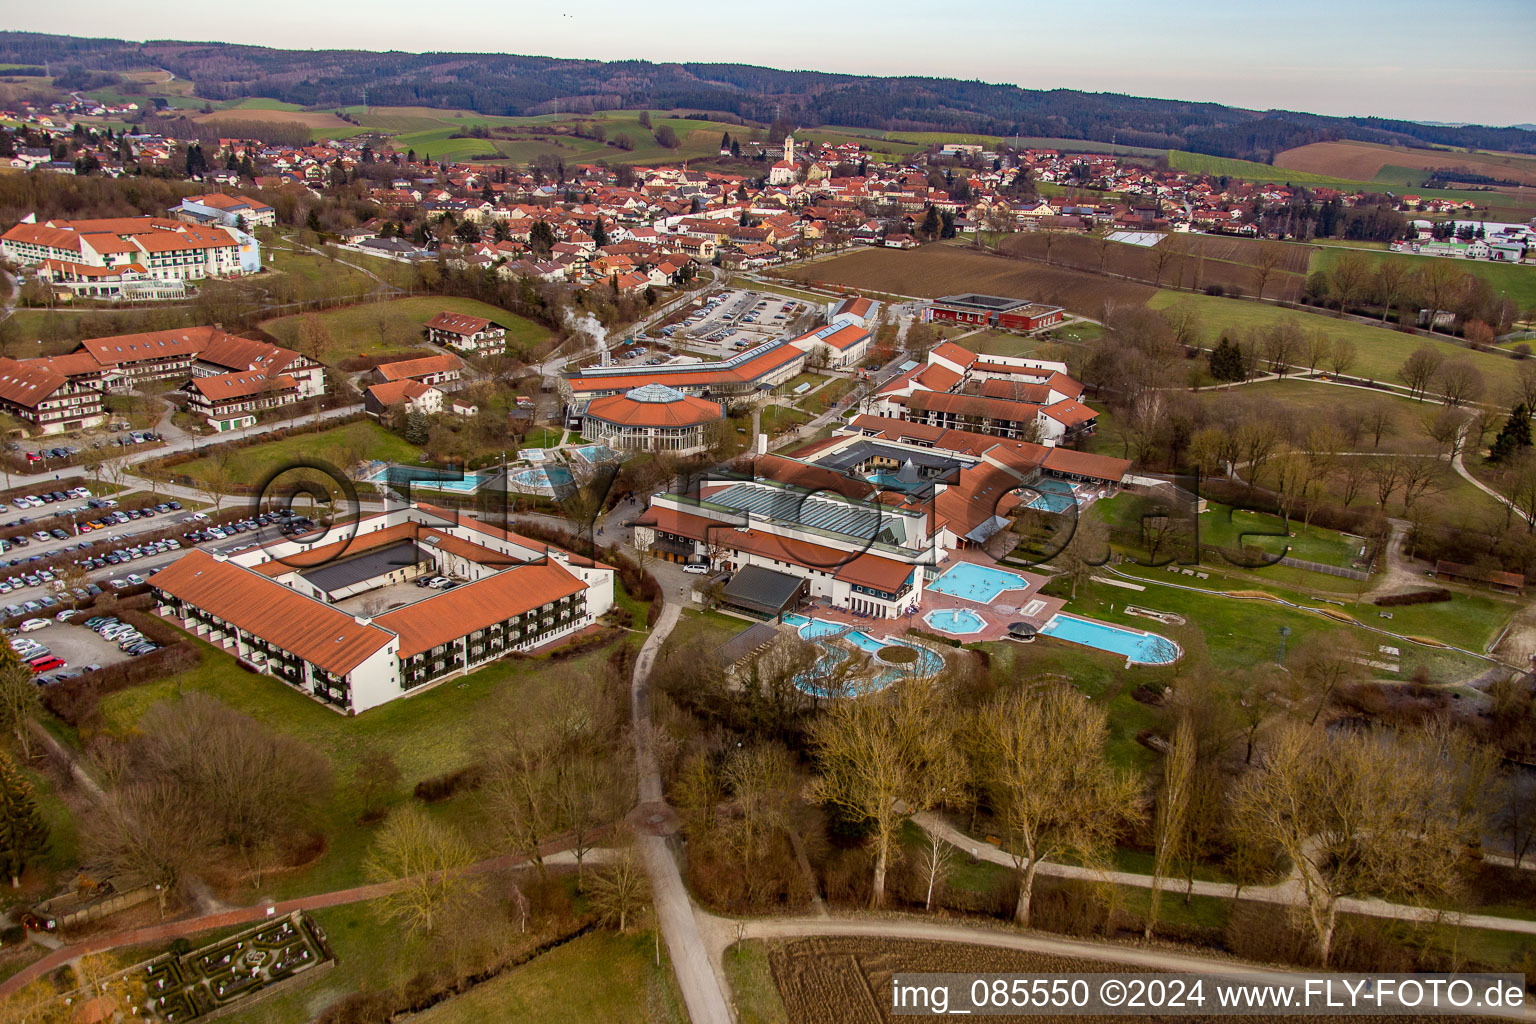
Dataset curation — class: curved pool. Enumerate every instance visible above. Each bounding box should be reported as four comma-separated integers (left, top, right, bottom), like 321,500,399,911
926,563,1031,603
1039,613,1181,665
924,608,987,635
780,614,943,696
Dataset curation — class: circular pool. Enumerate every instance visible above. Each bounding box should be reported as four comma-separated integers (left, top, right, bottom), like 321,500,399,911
924,608,987,635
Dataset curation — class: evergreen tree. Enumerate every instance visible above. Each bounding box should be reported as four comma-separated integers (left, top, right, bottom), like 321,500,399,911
730,140,741,159
529,220,556,256
940,211,956,239
1208,336,1246,383
404,411,431,445
0,751,47,887
920,206,941,240
592,220,608,247
1489,403,1533,463
720,131,731,151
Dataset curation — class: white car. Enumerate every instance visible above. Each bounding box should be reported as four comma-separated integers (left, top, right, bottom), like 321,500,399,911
126,574,145,586
18,618,50,632
108,578,129,590
682,562,710,575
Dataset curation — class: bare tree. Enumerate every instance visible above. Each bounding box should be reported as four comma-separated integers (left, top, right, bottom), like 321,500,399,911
1397,455,1442,512
976,687,1140,927
1327,249,1373,317
364,804,479,936
1232,724,1477,965
1304,330,1332,375
1325,337,1357,380
917,830,955,912
1373,259,1410,323
1251,246,1285,300
588,849,649,933
810,677,957,907
1494,772,1536,868
0,655,39,758
1421,407,1470,462
1398,345,1445,401
1414,261,1463,335
1145,714,1196,940
1290,634,1361,725
1434,359,1484,407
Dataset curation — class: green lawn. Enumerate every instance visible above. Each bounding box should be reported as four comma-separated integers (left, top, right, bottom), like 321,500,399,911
1194,502,1365,568
414,930,687,1024
172,420,422,488
953,330,1040,357
1149,290,1512,384
1168,151,1368,188
261,295,551,364
260,246,377,303
1307,244,1536,312
722,939,788,1024
95,615,642,899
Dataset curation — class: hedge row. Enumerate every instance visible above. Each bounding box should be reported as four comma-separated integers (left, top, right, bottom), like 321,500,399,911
1373,588,1453,607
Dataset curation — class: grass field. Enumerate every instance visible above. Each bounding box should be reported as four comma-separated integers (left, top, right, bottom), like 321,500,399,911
96,613,642,899
1306,243,1536,312
413,930,686,1024
1169,150,1367,187
261,295,550,363
338,107,746,165
172,420,422,488
952,329,1042,357
1147,290,1514,383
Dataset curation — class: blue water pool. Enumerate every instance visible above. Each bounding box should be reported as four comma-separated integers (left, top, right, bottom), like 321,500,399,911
926,563,1031,603
573,444,615,463
1024,478,1078,513
510,465,574,487
925,608,987,635
1039,614,1181,665
367,466,485,493
778,614,943,696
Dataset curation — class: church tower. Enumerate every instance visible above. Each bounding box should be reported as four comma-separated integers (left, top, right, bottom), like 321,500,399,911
782,133,795,165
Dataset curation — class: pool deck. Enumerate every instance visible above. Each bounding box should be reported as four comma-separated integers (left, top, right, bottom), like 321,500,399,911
788,553,1065,644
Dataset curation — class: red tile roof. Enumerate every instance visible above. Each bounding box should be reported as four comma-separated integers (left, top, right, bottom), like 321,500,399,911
151,549,395,676
584,389,722,428
1041,447,1130,483
374,560,585,658
0,358,67,408
375,353,465,381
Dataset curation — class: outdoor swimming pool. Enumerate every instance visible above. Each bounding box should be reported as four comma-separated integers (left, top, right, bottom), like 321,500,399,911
924,608,987,635
507,464,575,496
1023,477,1078,513
365,466,486,493
572,444,616,463
780,614,944,696
926,563,1032,603
1039,613,1181,665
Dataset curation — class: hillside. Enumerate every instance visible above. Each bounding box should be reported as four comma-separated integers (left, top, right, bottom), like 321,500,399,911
3,31,1534,162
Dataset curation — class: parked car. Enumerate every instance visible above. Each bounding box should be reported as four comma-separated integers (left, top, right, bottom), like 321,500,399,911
18,618,49,632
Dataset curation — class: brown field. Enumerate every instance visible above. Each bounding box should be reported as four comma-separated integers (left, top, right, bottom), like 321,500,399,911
998,233,1307,301
193,107,357,132
765,937,1508,1024
1276,140,1536,186
785,246,1155,318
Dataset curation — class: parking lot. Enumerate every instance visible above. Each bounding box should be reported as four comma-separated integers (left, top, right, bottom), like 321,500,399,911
11,619,137,679
635,289,808,358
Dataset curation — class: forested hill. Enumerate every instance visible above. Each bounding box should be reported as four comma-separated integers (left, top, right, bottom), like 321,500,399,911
5,31,1533,160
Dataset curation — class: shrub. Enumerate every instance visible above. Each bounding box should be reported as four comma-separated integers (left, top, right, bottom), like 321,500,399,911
1372,588,1451,607
412,764,485,802
1516,344,1531,360
1203,283,1226,297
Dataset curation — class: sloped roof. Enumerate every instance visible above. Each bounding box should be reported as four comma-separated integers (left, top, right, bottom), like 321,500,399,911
151,549,395,676
584,386,722,429
189,371,296,401
374,560,586,658
375,353,465,381
0,358,67,408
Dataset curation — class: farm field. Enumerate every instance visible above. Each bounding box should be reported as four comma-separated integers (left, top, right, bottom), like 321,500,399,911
261,295,551,363
194,99,369,138
999,232,1309,301
1275,140,1536,188
1168,150,1367,187
1147,290,1514,383
1306,244,1536,312
782,246,1156,319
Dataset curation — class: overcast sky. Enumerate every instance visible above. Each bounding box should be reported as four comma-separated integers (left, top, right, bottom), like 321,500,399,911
12,0,1534,126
